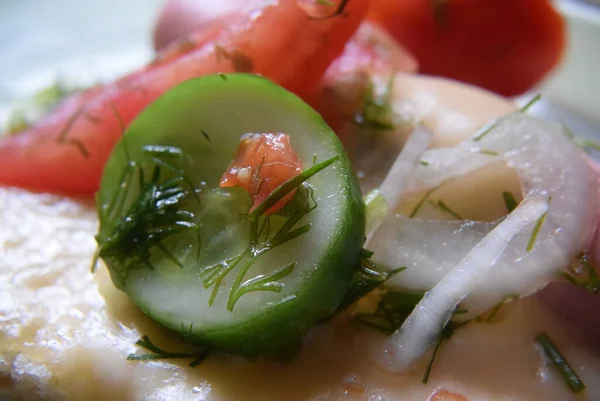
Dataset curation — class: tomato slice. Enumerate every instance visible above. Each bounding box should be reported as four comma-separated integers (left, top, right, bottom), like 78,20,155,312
0,0,368,195
369,0,565,96
220,133,303,215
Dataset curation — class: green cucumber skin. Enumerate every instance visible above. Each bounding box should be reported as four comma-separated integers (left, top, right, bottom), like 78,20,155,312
97,74,365,358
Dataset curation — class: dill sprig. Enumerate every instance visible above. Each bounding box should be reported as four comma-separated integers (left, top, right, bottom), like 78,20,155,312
430,199,463,220
473,120,499,142
5,79,83,135
536,332,586,393
520,94,542,113
574,137,600,153
562,253,600,294
338,249,406,311
526,196,551,252
354,289,469,384
475,149,499,156
353,77,396,132
93,141,201,289
202,157,338,311
354,291,424,335
422,318,470,384
476,294,519,323
502,191,518,213
474,94,541,142
250,156,337,218
127,335,209,367
409,183,444,218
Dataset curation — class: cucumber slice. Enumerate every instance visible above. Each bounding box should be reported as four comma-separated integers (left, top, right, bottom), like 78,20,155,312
95,74,365,358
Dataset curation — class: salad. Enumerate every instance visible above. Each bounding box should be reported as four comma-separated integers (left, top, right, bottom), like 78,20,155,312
1,1,599,400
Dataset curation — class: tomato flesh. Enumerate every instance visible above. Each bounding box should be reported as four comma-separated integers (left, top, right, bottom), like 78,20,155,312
220,133,303,215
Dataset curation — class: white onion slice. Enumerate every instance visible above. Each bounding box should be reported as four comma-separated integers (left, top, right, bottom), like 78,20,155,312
365,126,432,237
368,113,599,317
378,125,433,211
371,196,548,372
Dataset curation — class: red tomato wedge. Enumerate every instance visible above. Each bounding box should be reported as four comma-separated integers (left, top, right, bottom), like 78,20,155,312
220,133,303,215
368,0,565,96
0,0,368,195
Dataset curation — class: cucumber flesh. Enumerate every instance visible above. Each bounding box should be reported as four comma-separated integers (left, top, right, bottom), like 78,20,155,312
95,74,365,358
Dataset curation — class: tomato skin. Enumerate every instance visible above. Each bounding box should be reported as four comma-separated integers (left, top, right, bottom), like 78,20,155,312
0,0,368,195
369,0,565,96
220,133,303,215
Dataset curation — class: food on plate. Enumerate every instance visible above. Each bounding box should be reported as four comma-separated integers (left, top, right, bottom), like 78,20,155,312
1,1,599,400
0,0,368,195
368,0,566,96
94,74,364,358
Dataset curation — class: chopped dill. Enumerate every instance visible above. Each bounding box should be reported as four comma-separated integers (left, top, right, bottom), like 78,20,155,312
561,122,600,153
6,110,29,134
519,94,542,113
409,183,443,218
56,103,90,158
202,157,338,311
215,45,254,73
5,79,83,135
476,149,499,156
473,120,499,142
354,291,424,335
127,335,209,367
574,137,600,153
474,97,539,142
94,142,202,288
201,129,212,142
250,156,338,218
419,160,430,166
526,197,551,252
430,199,463,220
536,332,585,393
502,191,518,213
562,253,600,294
354,76,395,132
338,249,406,311
476,294,518,323
422,318,470,384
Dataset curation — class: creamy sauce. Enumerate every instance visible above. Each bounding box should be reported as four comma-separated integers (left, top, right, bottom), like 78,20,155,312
1,77,600,400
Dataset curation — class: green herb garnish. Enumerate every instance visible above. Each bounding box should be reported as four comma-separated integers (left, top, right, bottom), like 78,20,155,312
354,77,396,132
430,199,463,220
476,294,518,323
204,157,337,311
519,94,542,113
536,332,586,393
338,250,406,311
422,318,470,384
562,253,600,294
502,191,518,213
409,183,444,218
476,149,499,156
354,291,424,335
92,140,201,288
526,197,551,252
127,335,209,367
